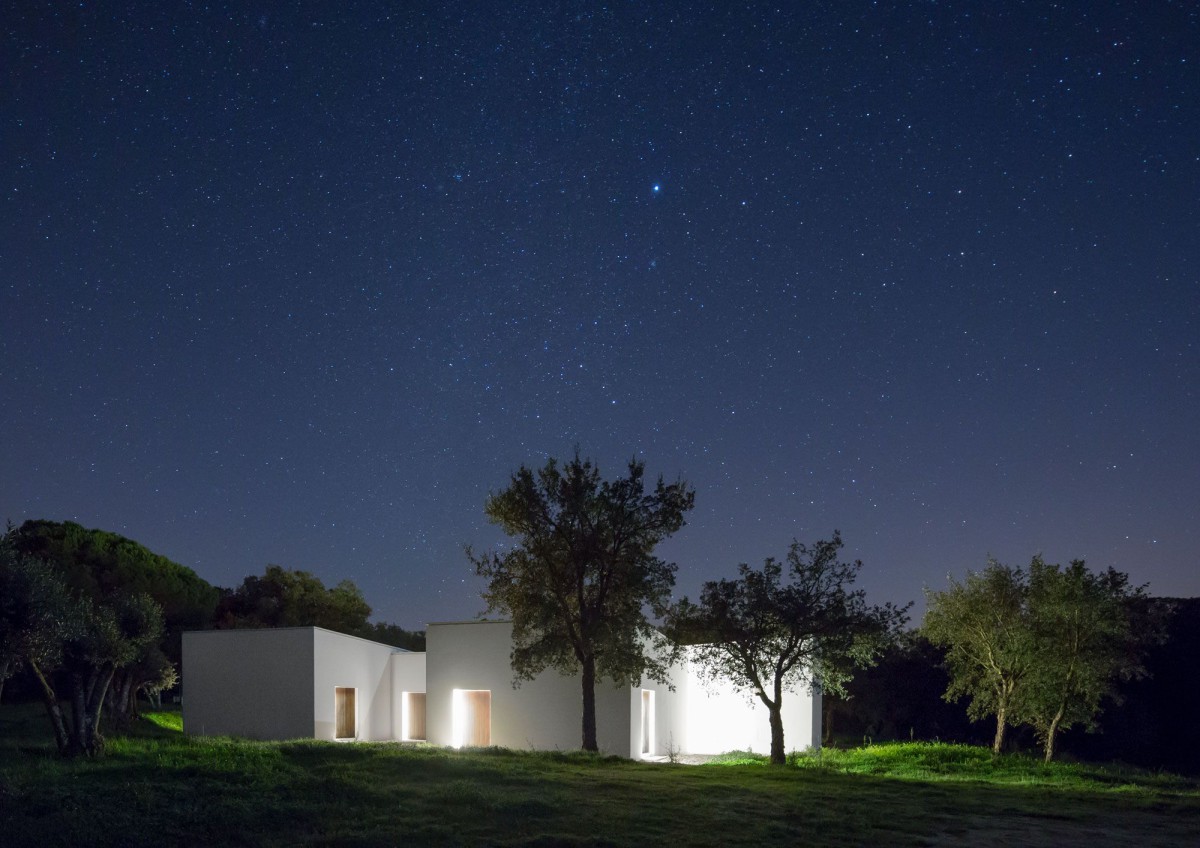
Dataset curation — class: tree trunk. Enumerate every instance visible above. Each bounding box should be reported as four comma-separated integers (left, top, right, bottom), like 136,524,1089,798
1043,704,1065,763
580,655,598,752
768,674,786,765
29,660,69,755
69,671,88,757
0,655,12,704
992,702,1007,754
768,704,786,765
109,671,134,729
82,665,116,756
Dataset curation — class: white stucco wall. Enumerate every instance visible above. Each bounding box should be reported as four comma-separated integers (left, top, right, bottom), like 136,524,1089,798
425,621,633,755
182,623,821,755
682,654,821,755
312,628,400,741
182,628,315,740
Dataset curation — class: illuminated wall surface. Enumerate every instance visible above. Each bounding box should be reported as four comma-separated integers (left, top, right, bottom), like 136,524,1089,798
183,623,820,756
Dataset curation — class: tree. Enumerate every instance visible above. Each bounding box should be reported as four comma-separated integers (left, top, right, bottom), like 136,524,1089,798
923,560,1034,753
1018,558,1169,762
925,557,1169,761
0,540,77,705
7,522,179,753
214,565,424,649
469,453,695,752
216,565,373,633
827,631,974,745
12,520,219,672
668,533,908,764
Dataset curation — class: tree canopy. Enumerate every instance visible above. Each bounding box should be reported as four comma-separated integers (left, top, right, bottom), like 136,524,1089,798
469,453,695,752
924,557,1169,760
12,520,219,639
1019,558,1168,761
215,564,425,651
668,532,908,764
922,560,1033,753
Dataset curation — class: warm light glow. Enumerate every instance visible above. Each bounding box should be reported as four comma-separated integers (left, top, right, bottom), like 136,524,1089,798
452,688,466,748
640,689,656,758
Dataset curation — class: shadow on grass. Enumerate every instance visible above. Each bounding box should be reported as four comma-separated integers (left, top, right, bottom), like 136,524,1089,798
2,710,1198,847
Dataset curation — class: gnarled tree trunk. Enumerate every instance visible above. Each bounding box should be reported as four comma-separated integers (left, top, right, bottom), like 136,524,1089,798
992,702,1007,754
29,660,70,754
580,655,598,752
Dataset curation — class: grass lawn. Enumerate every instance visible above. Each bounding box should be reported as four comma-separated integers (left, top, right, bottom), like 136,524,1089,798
1,703,1197,847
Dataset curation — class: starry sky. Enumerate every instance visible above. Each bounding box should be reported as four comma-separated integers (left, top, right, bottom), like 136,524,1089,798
3,1,1197,629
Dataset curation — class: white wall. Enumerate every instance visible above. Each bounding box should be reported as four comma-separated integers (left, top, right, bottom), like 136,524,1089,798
390,651,427,740
182,628,315,740
425,621,632,755
312,628,399,741
683,655,821,755
627,645,689,759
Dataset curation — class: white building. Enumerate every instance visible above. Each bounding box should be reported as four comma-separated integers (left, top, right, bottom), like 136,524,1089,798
182,621,821,757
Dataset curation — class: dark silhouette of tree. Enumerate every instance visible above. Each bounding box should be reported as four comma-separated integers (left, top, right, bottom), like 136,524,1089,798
668,532,908,764
827,631,977,745
215,564,424,649
0,539,76,705
469,453,694,752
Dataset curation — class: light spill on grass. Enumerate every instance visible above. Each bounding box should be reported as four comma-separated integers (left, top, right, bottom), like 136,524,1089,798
2,705,1198,847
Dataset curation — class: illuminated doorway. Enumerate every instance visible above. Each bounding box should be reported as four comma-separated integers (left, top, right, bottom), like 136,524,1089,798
640,689,655,756
403,692,427,741
452,689,491,747
334,687,357,740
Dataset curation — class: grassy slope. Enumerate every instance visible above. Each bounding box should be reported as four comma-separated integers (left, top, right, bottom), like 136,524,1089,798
1,704,1197,847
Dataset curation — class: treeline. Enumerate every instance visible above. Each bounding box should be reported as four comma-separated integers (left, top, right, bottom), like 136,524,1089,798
829,596,1198,774
0,520,423,756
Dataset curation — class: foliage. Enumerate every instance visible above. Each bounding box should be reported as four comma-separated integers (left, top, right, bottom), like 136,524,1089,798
352,620,426,652
923,560,1033,753
1017,558,1170,761
214,564,424,649
0,541,79,703
469,452,695,751
924,557,1169,761
826,631,977,745
668,532,908,764
11,520,219,637
216,564,372,632
4,522,172,755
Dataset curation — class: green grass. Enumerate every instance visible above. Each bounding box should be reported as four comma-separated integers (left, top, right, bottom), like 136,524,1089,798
2,703,1198,847
712,742,1197,794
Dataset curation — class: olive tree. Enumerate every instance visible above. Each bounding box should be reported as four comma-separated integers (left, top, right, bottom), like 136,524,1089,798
668,533,908,764
469,453,694,752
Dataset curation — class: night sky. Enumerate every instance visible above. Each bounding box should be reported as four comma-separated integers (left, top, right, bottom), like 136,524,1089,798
3,2,1197,629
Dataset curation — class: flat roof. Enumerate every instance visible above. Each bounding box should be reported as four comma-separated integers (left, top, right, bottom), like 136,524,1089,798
426,618,511,627
183,625,413,652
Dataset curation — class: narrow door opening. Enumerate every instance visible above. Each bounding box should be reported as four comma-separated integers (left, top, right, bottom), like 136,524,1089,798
453,689,491,747
404,692,427,741
641,689,654,756
335,687,357,740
